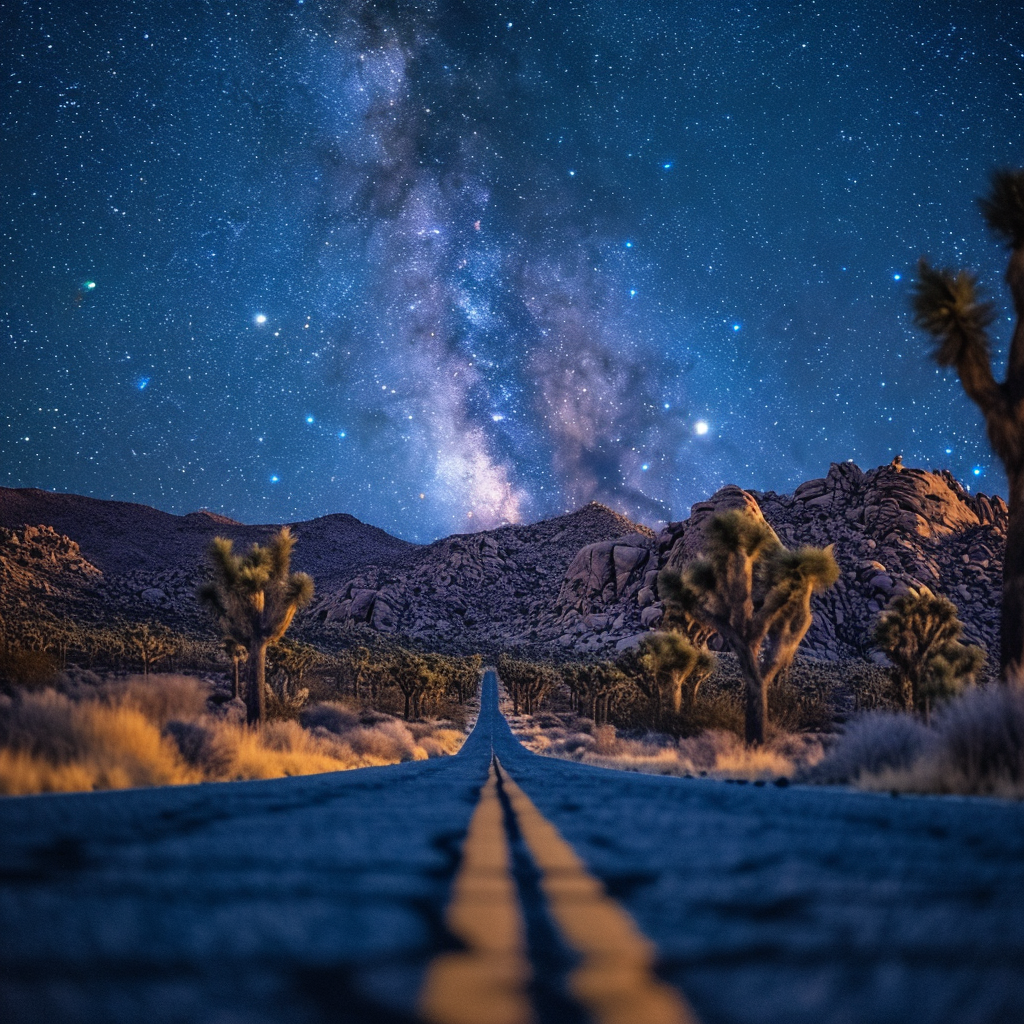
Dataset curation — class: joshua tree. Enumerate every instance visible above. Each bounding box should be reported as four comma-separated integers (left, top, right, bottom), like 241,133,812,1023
498,653,559,715
199,527,314,724
449,654,483,704
912,168,1024,682
658,510,839,745
875,586,985,718
634,632,715,728
126,622,177,678
557,660,625,724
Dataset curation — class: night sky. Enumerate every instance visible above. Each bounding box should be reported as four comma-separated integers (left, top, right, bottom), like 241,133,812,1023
2,2,1022,542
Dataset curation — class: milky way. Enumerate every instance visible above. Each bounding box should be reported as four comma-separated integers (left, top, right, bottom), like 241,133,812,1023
2,2,1022,540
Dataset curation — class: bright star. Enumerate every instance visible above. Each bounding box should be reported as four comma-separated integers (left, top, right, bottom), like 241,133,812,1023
624,241,633,248
84,280,96,290
137,377,150,390
695,420,709,435
491,413,505,422
270,474,279,483
305,415,314,424
337,431,346,439
732,323,741,331
973,466,983,476
568,169,575,177
893,273,901,281
254,313,267,324
629,288,637,297
662,162,673,170
641,464,649,471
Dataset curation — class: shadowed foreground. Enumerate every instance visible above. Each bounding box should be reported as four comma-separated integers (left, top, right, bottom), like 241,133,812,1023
1,672,1023,1023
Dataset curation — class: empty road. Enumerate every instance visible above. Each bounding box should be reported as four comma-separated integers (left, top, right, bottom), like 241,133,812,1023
2,672,1023,1023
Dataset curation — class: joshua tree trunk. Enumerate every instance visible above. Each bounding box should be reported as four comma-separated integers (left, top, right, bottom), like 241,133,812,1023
232,656,241,700
745,673,769,747
247,642,268,725
734,645,769,746
1002,468,1024,683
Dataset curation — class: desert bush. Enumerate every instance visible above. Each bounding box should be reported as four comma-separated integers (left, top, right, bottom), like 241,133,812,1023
0,680,466,796
300,702,361,735
801,713,935,785
509,711,823,781
931,684,1024,791
0,690,195,795
805,686,1024,798
862,686,1024,798
101,674,211,724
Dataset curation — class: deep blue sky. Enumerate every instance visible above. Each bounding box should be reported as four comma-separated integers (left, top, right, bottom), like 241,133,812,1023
2,1,1022,541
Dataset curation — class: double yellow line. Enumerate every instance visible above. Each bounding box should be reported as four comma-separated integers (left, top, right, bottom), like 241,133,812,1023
420,758,699,1024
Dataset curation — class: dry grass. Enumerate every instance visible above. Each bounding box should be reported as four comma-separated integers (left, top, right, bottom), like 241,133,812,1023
509,712,823,781
804,685,1024,799
0,676,465,797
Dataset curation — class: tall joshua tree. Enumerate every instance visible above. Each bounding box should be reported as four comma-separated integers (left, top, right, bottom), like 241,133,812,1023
658,510,838,745
199,528,314,724
912,168,1024,682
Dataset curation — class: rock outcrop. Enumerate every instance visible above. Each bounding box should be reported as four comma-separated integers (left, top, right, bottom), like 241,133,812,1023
308,503,653,654
651,462,1004,661
0,524,104,621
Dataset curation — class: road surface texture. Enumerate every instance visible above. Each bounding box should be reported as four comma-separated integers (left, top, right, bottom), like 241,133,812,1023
2,671,1023,1023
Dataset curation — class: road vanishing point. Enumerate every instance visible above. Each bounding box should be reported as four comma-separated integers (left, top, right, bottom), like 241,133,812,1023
2,671,1023,1023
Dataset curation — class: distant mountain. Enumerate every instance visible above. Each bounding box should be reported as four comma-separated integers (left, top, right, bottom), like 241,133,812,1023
0,463,1008,664
0,487,414,581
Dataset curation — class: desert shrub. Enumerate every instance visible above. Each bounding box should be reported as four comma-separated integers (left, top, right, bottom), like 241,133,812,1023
414,729,466,758
768,677,834,733
509,710,823,780
0,684,466,795
857,686,1024,798
801,713,934,785
162,720,231,775
0,690,195,795
805,686,1024,798
931,685,1024,790
683,682,745,735
101,674,211,724
299,701,361,735
850,661,905,711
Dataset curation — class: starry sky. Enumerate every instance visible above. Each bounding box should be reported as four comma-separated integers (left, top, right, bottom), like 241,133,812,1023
2,1,1022,542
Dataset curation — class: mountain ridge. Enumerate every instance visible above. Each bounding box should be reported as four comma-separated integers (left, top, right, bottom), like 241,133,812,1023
0,465,1008,665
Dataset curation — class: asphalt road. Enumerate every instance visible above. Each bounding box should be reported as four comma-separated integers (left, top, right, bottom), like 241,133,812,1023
2,672,1023,1024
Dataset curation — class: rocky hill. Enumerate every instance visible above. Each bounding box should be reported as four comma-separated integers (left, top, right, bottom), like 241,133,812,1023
308,502,653,652
0,463,1008,666
0,487,415,629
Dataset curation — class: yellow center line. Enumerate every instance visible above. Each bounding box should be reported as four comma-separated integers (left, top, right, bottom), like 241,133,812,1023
419,762,535,1024
420,756,700,1024
496,759,700,1024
